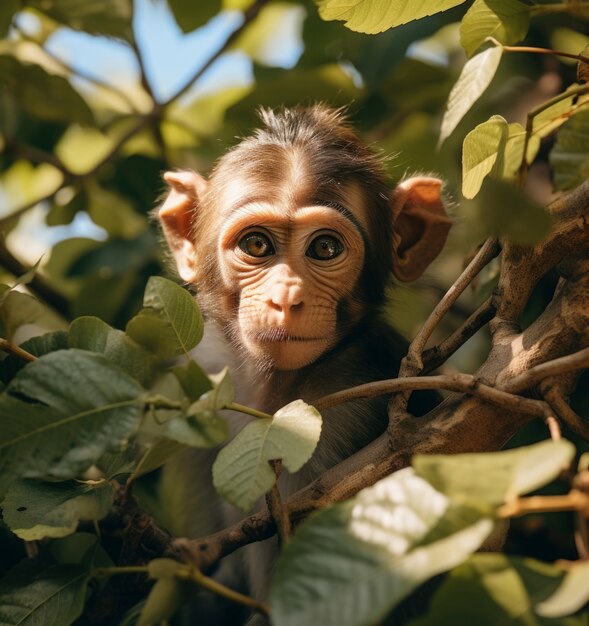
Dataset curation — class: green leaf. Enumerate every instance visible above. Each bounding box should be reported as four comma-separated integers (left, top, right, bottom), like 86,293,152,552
550,108,589,191
69,316,156,387
536,560,589,618
3,478,115,540
462,115,509,199
270,468,493,626
0,557,89,626
410,554,573,626
463,178,552,245
439,45,503,145
168,0,221,33
213,399,322,511
0,350,143,492
533,94,575,139
133,439,186,479
173,360,213,402
0,290,64,340
414,440,575,508
27,0,133,40
460,0,530,57
0,55,94,126
316,0,467,34
126,277,204,359
0,0,18,37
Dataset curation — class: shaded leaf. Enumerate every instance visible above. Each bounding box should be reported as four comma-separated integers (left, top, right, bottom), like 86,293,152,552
316,0,467,34
578,44,589,82
0,290,64,340
550,108,589,191
173,360,213,402
0,55,93,126
168,0,221,33
0,0,18,37
414,440,575,508
460,0,530,57
270,468,493,626
0,557,89,626
126,277,204,359
213,399,321,511
411,554,575,626
440,45,503,144
536,560,589,618
133,438,186,479
69,316,156,387
3,478,114,540
27,0,133,40
0,350,143,493
137,577,184,626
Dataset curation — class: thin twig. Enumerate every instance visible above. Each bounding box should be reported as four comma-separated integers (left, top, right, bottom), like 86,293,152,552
504,347,589,394
314,372,551,418
497,491,589,519
265,461,291,545
422,296,496,372
161,0,270,106
0,338,36,362
545,415,562,441
542,385,589,442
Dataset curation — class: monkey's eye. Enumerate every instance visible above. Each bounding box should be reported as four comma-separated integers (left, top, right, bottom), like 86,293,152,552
306,235,344,261
238,232,275,257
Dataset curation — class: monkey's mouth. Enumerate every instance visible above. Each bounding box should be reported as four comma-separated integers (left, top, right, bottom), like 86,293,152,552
253,328,324,343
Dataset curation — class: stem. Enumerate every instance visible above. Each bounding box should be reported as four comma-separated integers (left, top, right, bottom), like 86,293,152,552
266,460,291,545
92,566,149,577
227,402,273,420
531,1,589,14
500,44,589,65
181,567,270,616
144,395,184,411
0,338,37,362
497,491,589,519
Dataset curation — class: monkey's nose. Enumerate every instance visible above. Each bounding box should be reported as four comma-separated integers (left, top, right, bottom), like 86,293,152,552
268,284,304,314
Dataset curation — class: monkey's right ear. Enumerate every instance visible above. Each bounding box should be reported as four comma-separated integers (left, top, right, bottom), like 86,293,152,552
159,170,207,283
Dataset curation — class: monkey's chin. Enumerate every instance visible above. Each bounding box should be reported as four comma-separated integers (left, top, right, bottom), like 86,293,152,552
245,336,330,371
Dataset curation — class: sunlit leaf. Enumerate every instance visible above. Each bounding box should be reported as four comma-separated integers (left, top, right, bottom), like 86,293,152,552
550,108,589,191
55,126,114,175
0,350,143,493
270,468,493,626
462,115,508,199
460,0,530,57
536,560,589,618
213,399,322,511
316,0,467,34
0,557,89,626
440,45,503,144
27,0,133,40
532,94,575,139
414,440,575,508
126,277,204,359
3,478,114,540
168,0,221,33
411,554,574,626
0,55,93,126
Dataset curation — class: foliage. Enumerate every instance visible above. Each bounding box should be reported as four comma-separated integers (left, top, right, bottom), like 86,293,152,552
1,1,589,625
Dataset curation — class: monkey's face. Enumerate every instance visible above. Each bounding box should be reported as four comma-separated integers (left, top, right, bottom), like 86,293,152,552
217,201,365,370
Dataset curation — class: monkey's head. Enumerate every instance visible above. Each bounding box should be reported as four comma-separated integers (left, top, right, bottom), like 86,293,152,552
159,105,451,371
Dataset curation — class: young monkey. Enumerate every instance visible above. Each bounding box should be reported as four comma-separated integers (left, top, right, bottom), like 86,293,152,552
158,105,452,623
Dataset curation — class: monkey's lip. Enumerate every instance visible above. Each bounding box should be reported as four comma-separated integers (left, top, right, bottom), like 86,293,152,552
252,329,325,343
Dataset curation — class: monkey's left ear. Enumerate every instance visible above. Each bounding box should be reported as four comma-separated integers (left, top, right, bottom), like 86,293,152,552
390,177,452,282
158,170,207,283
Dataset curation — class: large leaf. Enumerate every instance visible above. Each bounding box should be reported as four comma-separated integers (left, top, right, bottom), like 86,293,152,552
414,440,575,508
213,399,322,511
27,0,133,40
410,554,577,626
126,277,204,359
3,478,114,540
0,290,64,340
69,316,156,387
0,350,144,492
0,55,94,126
316,0,467,34
533,94,575,139
270,468,493,626
168,0,221,33
0,557,89,626
536,560,589,618
550,108,589,191
460,0,530,57
439,45,503,144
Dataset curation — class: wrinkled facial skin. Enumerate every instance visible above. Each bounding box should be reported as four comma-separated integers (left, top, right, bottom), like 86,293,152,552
216,195,366,371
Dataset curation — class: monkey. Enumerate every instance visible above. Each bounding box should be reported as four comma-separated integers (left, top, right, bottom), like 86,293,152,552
157,105,452,624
